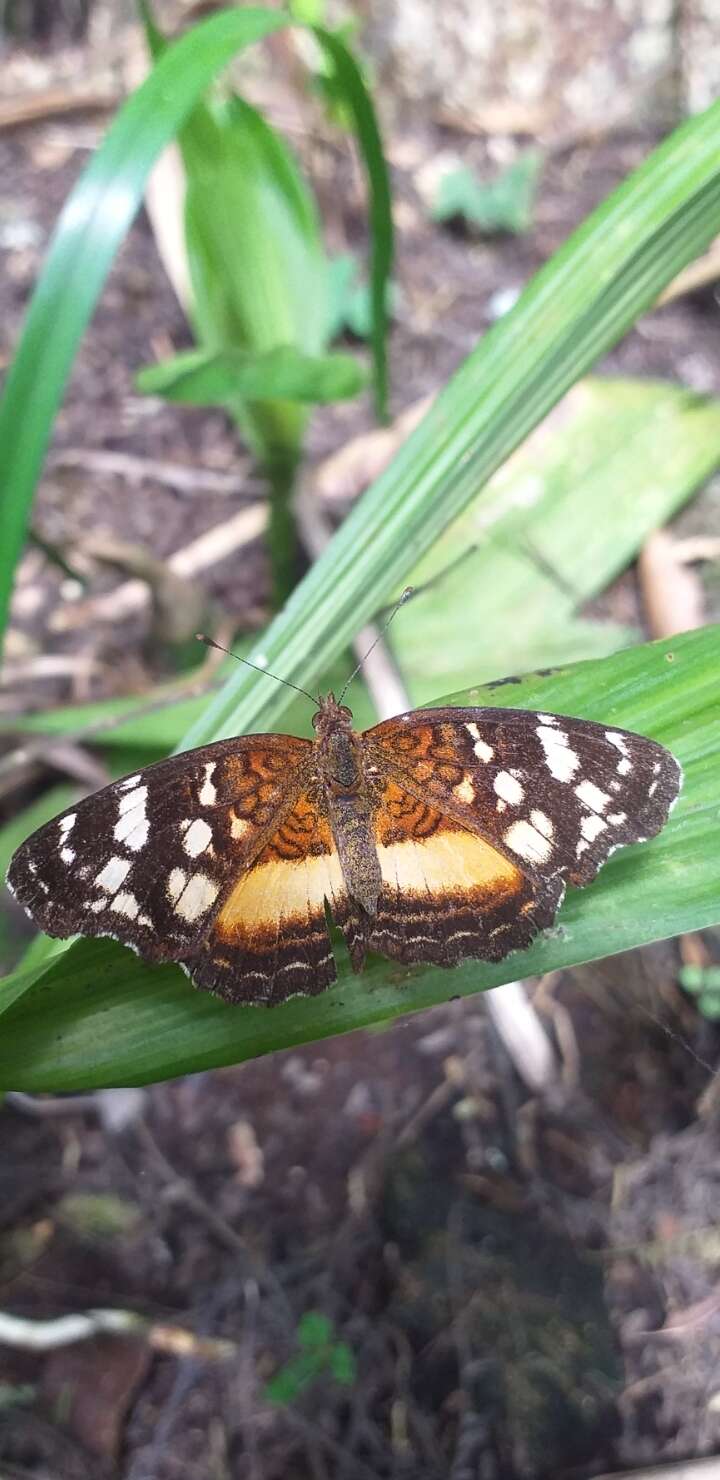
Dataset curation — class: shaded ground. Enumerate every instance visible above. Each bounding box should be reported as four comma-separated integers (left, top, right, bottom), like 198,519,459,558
1,18,720,1480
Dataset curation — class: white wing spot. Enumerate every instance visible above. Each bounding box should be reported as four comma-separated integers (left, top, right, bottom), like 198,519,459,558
530,809,554,840
538,714,558,726
504,819,553,864
494,770,525,806
617,757,632,776
175,871,219,923
60,846,75,865
496,799,507,813
111,891,140,919
607,811,626,826
575,780,609,813
119,774,141,790
465,722,493,761
117,785,147,816
183,818,213,858
114,785,149,851
114,815,150,852
59,813,76,837
536,726,579,783
199,763,217,807
605,731,629,756
167,868,187,904
230,815,251,839
474,738,494,763
90,898,108,913
453,775,475,805
96,856,132,894
580,813,606,843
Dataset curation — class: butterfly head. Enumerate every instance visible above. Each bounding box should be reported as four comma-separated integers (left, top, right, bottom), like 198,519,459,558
311,692,354,739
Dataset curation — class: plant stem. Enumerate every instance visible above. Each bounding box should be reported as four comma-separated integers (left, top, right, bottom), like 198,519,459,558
265,446,301,609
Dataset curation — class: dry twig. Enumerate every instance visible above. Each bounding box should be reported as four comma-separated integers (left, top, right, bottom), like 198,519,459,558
0,1308,233,1359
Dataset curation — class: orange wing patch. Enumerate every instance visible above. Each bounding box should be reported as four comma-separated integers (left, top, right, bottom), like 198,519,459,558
364,779,562,968
185,794,347,1005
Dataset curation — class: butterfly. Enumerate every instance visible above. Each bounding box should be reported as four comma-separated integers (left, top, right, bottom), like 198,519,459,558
6,692,681,1006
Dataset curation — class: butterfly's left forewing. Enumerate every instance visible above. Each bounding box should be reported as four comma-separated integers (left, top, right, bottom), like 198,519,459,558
7,735,314,964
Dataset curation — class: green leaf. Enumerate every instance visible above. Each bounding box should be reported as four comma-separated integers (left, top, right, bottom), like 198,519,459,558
297,1311,333,1347
329,1343,356,1384
180,93,329,462
398,376,720,700
0,626,717,1091
136,344,367,404
264,1348,326,1404
432,151,543,235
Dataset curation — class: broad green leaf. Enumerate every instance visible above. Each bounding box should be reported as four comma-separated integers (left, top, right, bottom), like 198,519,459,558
0,626,717,1090
136,344,367,404
432,151,543,235
397,376,720,700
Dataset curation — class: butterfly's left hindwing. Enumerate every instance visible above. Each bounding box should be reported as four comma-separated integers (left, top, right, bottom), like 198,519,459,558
365,707,682,893
7,735,313,962
187,791,351,1005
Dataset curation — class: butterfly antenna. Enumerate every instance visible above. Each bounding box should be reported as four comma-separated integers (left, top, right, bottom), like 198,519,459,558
195,635,319,706
338,587,414,704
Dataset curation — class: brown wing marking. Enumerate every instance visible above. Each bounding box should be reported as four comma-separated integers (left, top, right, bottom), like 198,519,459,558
359,779,563,968
185,793,349,1005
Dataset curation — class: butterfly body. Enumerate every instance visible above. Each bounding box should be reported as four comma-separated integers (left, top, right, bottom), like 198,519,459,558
311,693,383,918
7,697,682,1006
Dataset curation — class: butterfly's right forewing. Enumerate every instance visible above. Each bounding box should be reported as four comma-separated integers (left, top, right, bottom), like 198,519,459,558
7,735,313,962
